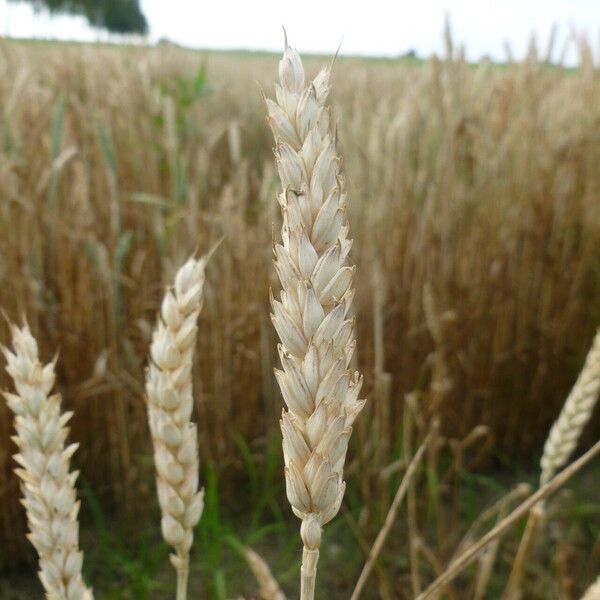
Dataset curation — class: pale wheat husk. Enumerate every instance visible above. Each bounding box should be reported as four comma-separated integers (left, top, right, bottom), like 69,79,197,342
2,323,93,600
266,38,365,600
145,256,208,600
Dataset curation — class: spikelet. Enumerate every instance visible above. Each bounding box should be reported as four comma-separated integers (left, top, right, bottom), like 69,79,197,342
540,329,600,485
145,255,207,599
2,323,93,600
582,576,600,600
266,37,365,599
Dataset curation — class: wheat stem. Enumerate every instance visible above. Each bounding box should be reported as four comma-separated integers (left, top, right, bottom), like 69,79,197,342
244,546,287,600
351,430,432,600
416,438,600,600
176,555,189,600
301,546,319,600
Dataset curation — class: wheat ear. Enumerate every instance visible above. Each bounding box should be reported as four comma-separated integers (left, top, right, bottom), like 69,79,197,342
503,329,600,599
2,322,93,600
267,38,365,600
541,328,600,485
581,576,600,600
145,256,208,600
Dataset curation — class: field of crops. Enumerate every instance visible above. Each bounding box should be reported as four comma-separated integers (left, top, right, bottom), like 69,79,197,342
0,35,600,598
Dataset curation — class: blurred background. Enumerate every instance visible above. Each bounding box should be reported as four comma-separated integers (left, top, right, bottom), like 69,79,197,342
0,1,599,598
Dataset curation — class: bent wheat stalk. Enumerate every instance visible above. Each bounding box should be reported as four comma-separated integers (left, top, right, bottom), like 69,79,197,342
145,256,208,600
416,438,600,600
2,322,93,600
266,38,365,600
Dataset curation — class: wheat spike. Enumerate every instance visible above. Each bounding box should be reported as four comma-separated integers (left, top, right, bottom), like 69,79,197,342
145,256,208,600
2,322,93,600
540,329,600,485
582,576,600,600
266,37,365,600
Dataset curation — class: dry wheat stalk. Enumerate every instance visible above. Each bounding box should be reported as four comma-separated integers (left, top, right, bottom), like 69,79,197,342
244,547,287,600
266,37,365,600
416,439,600,600
541,329,600,485
581,576,600,600
2,322,93,600
145,256,208,600
351,431,432,600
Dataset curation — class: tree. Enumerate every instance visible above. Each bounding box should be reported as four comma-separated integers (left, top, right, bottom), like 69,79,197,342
9,0,148,34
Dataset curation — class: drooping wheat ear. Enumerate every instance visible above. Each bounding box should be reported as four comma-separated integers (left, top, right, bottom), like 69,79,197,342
2,322,93,600
582,576,600,600
267,38,365,600
145,256,208,600
540,328,600,485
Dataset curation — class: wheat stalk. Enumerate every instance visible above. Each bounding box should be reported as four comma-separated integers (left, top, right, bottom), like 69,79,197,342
581,576,600,600
416,439,600,600
145,255,208,600
540,329,600,485
2,322,93,600
266,37,365,600
244,547,287,600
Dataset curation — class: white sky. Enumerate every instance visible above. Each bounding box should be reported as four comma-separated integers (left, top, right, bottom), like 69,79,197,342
1,0,599,63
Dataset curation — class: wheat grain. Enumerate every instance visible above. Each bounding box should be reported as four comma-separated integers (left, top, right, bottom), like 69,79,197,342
145,256,208,600
2,322,93,600
541,329,600,485
266,37,365,600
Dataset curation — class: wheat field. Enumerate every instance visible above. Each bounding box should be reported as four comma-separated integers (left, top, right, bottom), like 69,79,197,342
1,35,600,598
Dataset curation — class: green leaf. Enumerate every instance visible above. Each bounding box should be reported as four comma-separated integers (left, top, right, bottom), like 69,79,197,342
51,97,65,159
96,116,117,177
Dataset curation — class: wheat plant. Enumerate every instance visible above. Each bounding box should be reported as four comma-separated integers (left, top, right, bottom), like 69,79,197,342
2,322,93,600
145,255,208,600
267,37,365,599
504,328,600,599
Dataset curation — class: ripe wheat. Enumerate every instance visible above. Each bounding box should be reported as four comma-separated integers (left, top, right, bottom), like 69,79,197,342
541,328,600,485
582,576,600,600
267,38,365,600
2,323,93,600
145,256,208,600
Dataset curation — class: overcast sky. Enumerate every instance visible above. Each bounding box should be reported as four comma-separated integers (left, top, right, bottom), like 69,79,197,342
1,0,599,63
